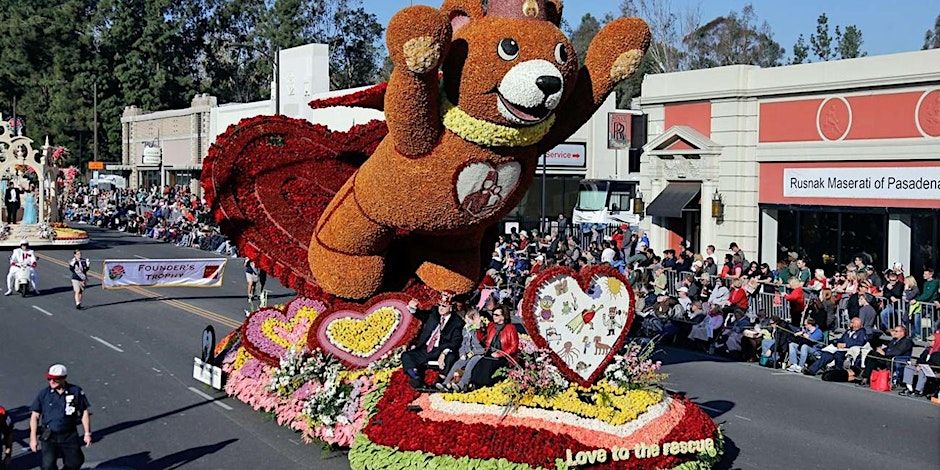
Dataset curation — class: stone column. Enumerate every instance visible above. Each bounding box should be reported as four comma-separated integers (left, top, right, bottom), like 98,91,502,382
887,213,911,271
699,179,717,254
760,208,778,265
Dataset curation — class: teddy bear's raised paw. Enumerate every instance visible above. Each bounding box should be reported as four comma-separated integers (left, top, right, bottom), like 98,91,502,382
610,49,645,82
404,36,442,74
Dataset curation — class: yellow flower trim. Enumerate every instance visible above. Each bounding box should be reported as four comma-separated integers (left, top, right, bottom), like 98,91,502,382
259,306,319,351
339,368,395,384
441,96,555,148
233,347,253,371
441,381,663,426
326,307,401,357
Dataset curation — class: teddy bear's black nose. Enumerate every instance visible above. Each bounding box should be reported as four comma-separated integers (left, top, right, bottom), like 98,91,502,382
536,76,562,95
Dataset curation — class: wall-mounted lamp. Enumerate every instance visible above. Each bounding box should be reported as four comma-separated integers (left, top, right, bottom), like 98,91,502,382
711,189,724,220
633,189,645,218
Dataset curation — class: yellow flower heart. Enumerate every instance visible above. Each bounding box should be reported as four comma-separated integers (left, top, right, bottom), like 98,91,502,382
326,307,401,358
260,306,319,350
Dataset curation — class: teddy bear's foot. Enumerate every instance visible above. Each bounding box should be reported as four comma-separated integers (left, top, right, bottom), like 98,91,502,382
417,260,479,295
308,238,386,300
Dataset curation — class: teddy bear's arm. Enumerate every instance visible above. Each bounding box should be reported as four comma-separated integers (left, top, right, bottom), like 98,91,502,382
538,18,651,153
385,6,452,157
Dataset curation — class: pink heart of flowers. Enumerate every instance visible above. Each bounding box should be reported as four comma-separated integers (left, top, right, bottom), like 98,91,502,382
242,297,329,366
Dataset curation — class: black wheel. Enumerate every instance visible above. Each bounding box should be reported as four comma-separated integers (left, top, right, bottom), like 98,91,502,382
19,284,28,297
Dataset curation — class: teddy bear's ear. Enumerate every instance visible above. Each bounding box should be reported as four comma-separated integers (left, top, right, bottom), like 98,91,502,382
545,0,563,27
441,0,485,33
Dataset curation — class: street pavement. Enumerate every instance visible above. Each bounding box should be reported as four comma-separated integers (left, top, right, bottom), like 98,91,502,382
0,226,937,469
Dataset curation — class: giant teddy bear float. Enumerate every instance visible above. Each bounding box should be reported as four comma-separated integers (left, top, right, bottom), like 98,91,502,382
208,3,725,468
204,0,651,302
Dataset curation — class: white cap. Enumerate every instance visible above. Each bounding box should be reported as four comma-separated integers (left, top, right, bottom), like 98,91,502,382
678,287,689,293
46,364,68,379
19,239,29,246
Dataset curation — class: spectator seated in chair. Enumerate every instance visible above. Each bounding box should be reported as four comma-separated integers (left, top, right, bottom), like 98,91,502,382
437,308,486,392
857,325,914,386
402,291,465,389
468,304,520,389
785,318,825,373
805,317,868,376
899,327,940,397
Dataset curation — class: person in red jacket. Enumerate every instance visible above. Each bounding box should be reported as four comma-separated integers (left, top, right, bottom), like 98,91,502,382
723,277,749,314
785,278,806,326
470,305,520,388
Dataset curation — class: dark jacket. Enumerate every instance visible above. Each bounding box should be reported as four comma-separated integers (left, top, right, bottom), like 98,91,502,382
837,328,868,348
916,348,940,367
916,278,939,303
883,336,914,358
413,307,465,355
882,281,904,302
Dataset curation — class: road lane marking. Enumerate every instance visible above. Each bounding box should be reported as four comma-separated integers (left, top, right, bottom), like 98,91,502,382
188,386,233,410
697,405,724,414
32,305,53,316
734,414,752,421
90,335,125,353
133,255,149,259
36,253,241,329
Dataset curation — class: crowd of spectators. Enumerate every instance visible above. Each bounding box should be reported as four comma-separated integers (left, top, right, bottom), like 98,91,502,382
475,223,940,400
62,184,236,256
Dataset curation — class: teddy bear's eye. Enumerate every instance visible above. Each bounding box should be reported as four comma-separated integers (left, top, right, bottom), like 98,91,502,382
498,38,520,61
554,43,568,65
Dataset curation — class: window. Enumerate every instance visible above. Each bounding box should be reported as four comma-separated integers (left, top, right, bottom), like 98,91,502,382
911,212,940,280
576,181,609,211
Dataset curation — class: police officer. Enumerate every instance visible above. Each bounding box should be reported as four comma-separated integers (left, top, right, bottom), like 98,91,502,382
29,364,91,470
0,406,12,470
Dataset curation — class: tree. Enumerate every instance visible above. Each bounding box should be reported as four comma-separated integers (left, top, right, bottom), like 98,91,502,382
923,14,940,49
683,4,784,69
570,14,602,67
314,1,384,89
620,0,702,74
835,25,866,59
791,34,809,64
802,13,866,62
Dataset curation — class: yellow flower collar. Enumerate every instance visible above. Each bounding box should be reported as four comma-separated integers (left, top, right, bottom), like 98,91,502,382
441,95,554,148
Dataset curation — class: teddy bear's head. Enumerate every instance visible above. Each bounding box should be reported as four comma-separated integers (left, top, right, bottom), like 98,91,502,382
442,0,578,128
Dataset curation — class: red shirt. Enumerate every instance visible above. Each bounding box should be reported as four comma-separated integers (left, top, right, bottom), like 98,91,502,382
785,288,805,314
729,288,749,310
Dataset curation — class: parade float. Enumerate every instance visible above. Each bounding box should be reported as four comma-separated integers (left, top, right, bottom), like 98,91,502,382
205,1,721,468
0,121,88,246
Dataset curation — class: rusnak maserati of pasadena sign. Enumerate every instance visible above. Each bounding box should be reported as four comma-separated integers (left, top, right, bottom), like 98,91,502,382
783,167,940,200
103,258,227,288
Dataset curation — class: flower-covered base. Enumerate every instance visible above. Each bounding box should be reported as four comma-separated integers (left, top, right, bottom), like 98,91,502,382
352,371,722,470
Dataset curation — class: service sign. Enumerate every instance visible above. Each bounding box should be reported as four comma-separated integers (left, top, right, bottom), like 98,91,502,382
608,112,632,149
541,143,587,168
783,167,940,200
103,258,226,289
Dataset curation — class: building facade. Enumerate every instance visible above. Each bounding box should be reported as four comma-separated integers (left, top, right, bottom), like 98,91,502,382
638,49,940,276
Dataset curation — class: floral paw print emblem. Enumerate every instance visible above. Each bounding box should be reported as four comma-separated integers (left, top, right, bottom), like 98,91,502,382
456,162,521,218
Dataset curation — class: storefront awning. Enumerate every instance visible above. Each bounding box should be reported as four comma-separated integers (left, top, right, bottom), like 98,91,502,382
646,182,701,218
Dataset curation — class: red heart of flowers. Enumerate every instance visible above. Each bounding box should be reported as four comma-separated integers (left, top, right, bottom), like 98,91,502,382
520,264,636,388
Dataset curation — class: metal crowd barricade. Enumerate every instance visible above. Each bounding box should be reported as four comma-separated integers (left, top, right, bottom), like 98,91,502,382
836,296,935,342
748,291,790,321
665,270,680,297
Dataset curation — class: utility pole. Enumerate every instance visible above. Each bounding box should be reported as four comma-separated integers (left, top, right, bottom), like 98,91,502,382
275,47,281,115
93,82,98,162
11,96,16,135
540,154,547,233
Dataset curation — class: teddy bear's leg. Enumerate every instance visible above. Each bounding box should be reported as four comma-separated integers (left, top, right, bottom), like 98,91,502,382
385,6,452,156
411,230,483,295
539,17,651,152
309,178,393,299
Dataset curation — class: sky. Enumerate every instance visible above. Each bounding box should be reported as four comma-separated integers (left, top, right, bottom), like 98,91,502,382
362,0,939,60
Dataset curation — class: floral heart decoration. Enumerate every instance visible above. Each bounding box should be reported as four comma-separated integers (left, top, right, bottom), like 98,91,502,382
241,297,330,366
520,265,635,387
308,293,421,369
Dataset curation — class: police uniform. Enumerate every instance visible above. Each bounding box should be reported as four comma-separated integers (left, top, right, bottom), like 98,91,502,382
30,384,89,470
